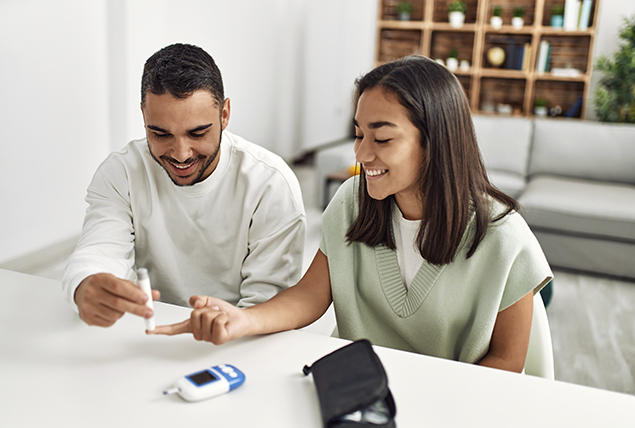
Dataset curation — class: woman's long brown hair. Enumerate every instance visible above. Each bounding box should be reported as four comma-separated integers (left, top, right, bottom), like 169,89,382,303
346,56,519,265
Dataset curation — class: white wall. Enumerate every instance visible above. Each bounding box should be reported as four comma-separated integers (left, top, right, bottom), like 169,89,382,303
115,0,377,156
119,0,309,158
300,0,378,151
0,0,377,266
0,0,110,264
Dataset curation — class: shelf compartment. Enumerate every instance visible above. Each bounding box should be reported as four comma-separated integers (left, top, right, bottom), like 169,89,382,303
479,77,527,115
483,34,533,71
433,0,479,24
539,34,591,73
534,80,585,118
430,31,475,63
485,0,536,27
456,75,472,100
542,0,598,29
378,29,423,63
381,0,426,22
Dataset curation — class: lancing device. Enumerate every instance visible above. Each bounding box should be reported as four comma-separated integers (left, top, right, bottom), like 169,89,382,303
136,267,156,331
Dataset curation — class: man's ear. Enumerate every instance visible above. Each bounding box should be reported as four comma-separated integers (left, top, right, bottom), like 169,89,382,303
221,98,231,131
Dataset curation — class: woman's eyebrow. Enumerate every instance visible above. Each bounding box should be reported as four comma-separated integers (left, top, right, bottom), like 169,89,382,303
353,119,397,129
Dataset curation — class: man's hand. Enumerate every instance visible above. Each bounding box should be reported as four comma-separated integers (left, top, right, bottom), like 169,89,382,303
149,295,251,345
74,273,160,327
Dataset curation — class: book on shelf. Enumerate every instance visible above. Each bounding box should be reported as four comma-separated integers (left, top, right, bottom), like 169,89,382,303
578,0,592,30
521,43,531,71
504,41,525,71
564,0,580,31
565,96,583,117
564,0,593,31
536,40,551,74
564,0,577,31
551,67,582,77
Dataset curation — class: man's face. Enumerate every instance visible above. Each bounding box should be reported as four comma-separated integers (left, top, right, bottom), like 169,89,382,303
141,90,230,186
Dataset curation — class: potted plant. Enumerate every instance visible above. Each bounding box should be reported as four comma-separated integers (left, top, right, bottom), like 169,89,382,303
551,5,564,28
512,6,525,29
534,97,548,116
594,15,635,123
446,48,459,71
448,1,467,28
396,1,414,21
491,6,503,29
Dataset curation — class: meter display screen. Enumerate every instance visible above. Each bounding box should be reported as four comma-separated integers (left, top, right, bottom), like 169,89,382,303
187,370,219,386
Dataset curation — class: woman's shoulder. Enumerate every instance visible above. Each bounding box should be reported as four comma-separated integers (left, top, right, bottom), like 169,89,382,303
324,176,359,213
482,198,542,255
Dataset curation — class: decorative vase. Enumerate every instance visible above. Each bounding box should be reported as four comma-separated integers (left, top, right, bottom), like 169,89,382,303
399,12,411,21
446,57,459,71
460,60,470,72
449,12,465,28
551,15,563,28
512,17,524,29
490,16,502,29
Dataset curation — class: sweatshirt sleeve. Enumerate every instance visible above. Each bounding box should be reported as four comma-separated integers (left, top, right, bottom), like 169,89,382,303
235,167,307,308
61,154,136,312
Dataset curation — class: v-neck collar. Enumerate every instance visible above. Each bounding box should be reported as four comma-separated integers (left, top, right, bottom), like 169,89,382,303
375,244,445,318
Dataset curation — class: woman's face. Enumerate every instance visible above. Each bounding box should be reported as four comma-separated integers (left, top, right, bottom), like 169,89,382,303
354,87,425,219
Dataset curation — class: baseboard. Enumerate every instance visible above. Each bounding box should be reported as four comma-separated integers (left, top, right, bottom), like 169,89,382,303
0,236,79,275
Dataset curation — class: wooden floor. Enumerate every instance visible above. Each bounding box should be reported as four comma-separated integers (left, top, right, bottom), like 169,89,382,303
19,164,635,397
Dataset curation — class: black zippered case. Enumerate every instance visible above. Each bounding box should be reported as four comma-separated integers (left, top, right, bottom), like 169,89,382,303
303,339,397,427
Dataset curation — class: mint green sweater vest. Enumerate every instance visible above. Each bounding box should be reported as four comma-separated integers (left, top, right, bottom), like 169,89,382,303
320,178,552,364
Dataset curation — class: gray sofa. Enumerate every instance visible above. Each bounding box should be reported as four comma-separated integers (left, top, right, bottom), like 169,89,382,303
474,116,635,281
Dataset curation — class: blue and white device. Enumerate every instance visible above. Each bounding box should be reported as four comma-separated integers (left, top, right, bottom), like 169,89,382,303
164,364,246,402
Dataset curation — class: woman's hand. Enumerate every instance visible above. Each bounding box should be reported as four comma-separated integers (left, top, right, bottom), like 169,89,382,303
150,251,333,344
149,295,252,345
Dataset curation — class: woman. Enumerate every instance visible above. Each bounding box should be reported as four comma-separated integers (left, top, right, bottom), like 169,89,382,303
151,56,552,372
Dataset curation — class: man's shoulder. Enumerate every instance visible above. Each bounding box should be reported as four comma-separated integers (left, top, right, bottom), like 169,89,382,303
224,131,287,170
100,139,147,168
91,139,150,188
224,131,300,187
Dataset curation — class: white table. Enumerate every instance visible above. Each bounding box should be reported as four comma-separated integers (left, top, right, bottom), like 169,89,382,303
1,268,633,427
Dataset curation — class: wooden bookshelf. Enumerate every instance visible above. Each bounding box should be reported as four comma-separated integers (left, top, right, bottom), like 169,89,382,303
375,0,600,119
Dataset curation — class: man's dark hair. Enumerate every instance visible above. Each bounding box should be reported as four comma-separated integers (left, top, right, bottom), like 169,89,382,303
346,55,520,265
141,43,224,107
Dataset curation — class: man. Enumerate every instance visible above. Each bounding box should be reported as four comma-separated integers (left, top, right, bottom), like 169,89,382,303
62,43,306,328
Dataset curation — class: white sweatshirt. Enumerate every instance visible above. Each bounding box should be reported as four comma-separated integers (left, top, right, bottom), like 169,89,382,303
62,131,306,311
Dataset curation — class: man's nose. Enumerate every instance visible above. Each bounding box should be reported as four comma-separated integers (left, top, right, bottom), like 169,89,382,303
171,137,193,162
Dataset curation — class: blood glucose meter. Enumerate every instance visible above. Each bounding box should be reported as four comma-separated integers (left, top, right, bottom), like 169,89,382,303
164,364,246,402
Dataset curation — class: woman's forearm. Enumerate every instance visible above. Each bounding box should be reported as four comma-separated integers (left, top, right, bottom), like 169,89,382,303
244,250,333,335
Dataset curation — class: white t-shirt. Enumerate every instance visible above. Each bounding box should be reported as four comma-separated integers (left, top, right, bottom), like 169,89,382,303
391,203,424,289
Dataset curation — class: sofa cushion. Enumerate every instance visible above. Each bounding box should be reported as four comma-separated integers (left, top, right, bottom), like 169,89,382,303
518,175,635,242
472,115,533,177
529,119,635,185
487,170,526,199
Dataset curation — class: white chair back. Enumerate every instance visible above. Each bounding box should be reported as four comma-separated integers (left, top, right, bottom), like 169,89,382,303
524,293,555,379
